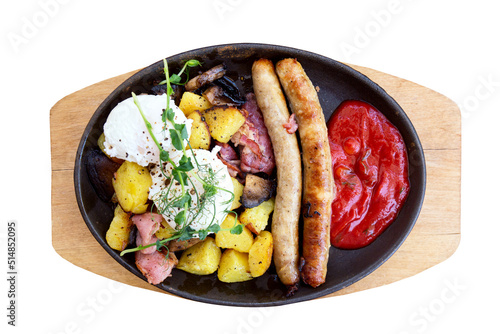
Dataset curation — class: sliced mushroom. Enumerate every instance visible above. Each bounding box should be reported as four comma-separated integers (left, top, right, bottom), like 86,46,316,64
202,85,234,106
214,76,246,105
185,64,226,91
85,148,122,202
241,174,276,208
167,238,201,252
128,225,138,247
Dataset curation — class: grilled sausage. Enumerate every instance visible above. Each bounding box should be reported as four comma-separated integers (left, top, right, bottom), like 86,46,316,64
276,58,336,288
252,59,302,292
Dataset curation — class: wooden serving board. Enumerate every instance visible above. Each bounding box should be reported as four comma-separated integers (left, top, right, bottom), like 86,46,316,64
50,64,461,299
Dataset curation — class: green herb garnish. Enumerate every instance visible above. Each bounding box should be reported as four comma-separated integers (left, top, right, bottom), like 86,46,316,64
120,59,240,257
159,59,202,86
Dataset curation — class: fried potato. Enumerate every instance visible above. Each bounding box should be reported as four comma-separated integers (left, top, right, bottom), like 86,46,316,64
105,205,133,251
201,105,246,143
218,249,253,283
97,133,108,157
178,91,212,116
248,231,273,277
97,133,123,164
230,177,244,210
176,237,221,275
187,111,211,150
239,197,275,234
215,213,254,253
112,161,152,214
155,219,176,240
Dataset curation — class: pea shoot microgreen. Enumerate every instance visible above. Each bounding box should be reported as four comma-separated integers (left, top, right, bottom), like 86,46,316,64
159,59,202,86
120,59,240,258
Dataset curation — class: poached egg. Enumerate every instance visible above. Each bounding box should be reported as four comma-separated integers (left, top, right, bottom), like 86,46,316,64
149,147,233,231
103,94,191,166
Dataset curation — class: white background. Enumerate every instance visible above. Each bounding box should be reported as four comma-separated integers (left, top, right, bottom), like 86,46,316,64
1,0,499,333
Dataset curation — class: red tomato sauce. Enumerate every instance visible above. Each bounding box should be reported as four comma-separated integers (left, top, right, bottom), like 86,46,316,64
327,100,410,249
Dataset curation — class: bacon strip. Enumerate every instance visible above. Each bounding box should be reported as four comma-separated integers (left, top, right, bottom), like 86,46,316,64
215,141,241,178
135,250,178,285
136,233,157,255
283,114,298,134
132,213,162,254
231,93,275,175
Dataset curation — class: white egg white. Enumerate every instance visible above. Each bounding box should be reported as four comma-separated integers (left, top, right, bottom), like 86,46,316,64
103,94,191,166
149,147,233,231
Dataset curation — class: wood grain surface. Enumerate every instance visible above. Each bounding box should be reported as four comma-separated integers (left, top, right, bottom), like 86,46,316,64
50,64,461,299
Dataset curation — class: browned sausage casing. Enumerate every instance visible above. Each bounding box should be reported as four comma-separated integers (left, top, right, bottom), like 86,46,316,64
276,58,336,288
252,59,301,290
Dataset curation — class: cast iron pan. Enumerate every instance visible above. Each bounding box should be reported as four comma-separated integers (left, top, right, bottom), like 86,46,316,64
74,43,426,306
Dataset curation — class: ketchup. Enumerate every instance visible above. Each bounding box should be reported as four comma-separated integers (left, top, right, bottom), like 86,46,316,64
327,100,410,249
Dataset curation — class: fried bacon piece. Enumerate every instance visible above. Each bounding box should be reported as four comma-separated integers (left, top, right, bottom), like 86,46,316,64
135,250,178,285
283,114,298,134
132,213,162,255
231,93,275,175
216,141,241,178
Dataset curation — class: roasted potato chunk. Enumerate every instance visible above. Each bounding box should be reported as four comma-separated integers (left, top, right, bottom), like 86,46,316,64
239,197,275,234
112,161,152,214
155,219,176,240
97,133,109,157
218,249,253,283
201,105,246,143
187,111,211,150
215,213,254,253
105,205,132,251
179,91,212,116
230,177,244,210
176,237,221,275
97,133,123,163
248,231,273,277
